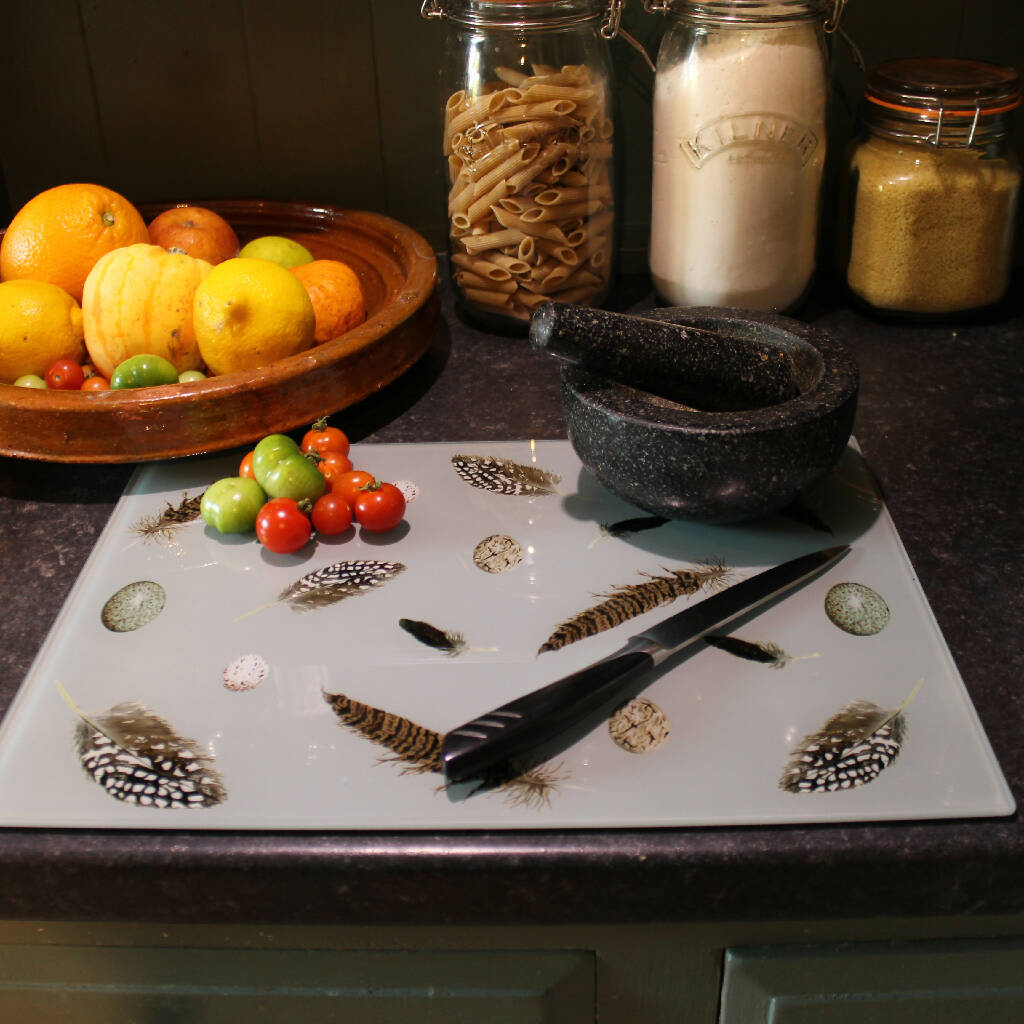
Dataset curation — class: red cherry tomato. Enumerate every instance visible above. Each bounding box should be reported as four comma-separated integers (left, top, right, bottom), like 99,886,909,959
255,498,312,554
332,469,376,508
353,481,406,533
81,375,110,391
301,419,350,458
239,450,256,479
45,358,85,391
311,492,354,536
316,449,353,485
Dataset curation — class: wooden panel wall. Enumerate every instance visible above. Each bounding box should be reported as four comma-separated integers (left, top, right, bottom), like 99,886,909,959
1,0,1021,262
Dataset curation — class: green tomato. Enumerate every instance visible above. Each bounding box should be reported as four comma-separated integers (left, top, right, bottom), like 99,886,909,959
200,477,268,534
251,433,301,488
110,354,179,390
178,369,206,383
262,451,327,503
12,374,47,388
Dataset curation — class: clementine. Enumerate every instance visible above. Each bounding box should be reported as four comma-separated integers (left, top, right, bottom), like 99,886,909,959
0,183,149,303
291,259,366,344
148,205,240,265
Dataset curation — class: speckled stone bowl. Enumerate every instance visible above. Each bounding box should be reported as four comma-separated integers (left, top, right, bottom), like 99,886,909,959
560,307,859,524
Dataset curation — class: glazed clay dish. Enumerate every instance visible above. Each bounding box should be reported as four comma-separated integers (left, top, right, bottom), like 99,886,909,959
0,199,439,463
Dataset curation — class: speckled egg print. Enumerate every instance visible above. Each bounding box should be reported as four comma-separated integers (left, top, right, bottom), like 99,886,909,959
825,582,891,636
222,654,269,692
101,581,166,632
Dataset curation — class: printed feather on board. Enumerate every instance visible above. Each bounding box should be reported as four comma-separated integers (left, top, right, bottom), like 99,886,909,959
704,634,818,670
451,454,561,496
324,690,564,807
779,681,922,793
130,492,204,542
236,560,405,620
398,618,468,656
539,561,730,654
58,683,226,809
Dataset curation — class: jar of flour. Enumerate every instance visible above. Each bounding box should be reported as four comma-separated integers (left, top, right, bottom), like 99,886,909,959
644,1,839,311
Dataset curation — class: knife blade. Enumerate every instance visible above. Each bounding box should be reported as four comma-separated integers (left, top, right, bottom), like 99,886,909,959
442,544,849,785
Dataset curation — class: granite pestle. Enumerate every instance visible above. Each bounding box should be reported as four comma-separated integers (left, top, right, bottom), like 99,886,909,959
530,302,800,412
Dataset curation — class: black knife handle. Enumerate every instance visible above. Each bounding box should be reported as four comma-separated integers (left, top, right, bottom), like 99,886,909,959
442,646,656,783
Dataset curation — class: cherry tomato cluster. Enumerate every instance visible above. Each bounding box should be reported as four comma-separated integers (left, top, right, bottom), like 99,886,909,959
34,357,109,391
26,354,209,392
202,418,407,556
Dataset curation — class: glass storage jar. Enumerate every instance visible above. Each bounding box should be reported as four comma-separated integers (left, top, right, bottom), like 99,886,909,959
643,0,840,312
839,57,1021,317
422,0,620,331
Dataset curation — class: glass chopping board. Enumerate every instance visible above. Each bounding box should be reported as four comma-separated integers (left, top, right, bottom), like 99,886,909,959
0,440,1013,829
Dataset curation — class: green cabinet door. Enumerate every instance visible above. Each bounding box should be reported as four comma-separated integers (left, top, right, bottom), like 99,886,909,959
721,939,1024,1023
0,944,594,1023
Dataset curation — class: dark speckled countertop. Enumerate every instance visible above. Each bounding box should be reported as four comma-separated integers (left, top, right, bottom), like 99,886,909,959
1,270,1022,926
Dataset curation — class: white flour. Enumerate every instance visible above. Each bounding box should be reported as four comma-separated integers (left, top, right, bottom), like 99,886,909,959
649,24,826,311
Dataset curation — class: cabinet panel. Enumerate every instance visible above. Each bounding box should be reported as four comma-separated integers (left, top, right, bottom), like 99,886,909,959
0,945,594,1023
721,939,1024,1024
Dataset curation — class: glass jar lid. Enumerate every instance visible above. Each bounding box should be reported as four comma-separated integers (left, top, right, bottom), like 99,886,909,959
866,58,1021,119
643,0,835,27
863,58,1021,146
421,0,609,29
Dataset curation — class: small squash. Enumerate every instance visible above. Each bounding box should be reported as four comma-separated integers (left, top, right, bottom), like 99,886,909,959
82,243,213,379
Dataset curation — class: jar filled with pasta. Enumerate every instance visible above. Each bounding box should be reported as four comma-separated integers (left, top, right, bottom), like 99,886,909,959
422,0,620,331
839,58,1021,317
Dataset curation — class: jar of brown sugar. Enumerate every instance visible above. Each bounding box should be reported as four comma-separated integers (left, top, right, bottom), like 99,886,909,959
839,57,1021,317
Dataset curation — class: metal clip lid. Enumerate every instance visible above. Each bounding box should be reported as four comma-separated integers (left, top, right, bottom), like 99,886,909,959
422,0,619,29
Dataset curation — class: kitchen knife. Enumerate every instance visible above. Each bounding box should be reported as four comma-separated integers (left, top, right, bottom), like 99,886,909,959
442,544,849,785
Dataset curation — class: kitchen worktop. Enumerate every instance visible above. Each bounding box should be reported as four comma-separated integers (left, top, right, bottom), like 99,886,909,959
0,269,1021,927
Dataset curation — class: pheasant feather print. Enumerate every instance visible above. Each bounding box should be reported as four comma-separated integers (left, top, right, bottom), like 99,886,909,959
539,561,730,654
324,690,564,808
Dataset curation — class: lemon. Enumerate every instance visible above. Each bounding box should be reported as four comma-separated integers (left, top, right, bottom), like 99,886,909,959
238,235,314,269
0,280,85,384
193,257,315,376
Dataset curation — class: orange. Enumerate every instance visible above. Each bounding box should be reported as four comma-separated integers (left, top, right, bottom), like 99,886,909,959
148,205,240,265
291,259,366,343
0,183,149,303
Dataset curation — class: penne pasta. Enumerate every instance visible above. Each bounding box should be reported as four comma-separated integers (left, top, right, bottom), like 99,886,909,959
459,228,525,256
455,271,518,294
450,252,512,281
441,61,616,322
463,286,512,309
446,91,508,140
484,252,532,276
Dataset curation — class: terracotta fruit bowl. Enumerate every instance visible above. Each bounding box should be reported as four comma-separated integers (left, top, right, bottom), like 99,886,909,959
0,199,439,463
556,307,859,524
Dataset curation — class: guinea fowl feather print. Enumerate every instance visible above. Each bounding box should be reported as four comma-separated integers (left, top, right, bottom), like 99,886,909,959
450,454,561,496
58,683,226,809
779,681,922,793
539,561,731,654
236,560,405,620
